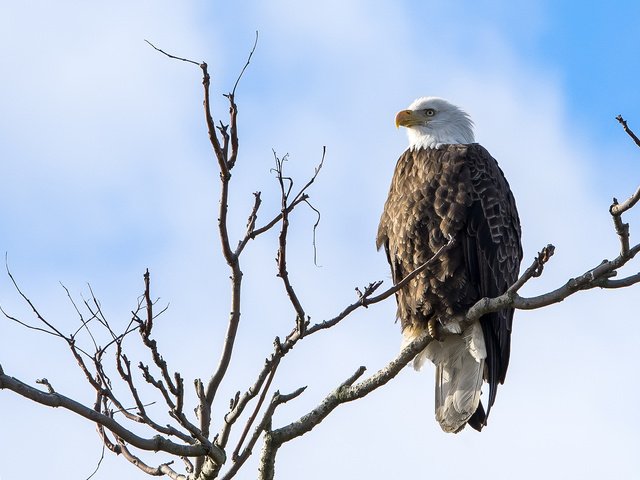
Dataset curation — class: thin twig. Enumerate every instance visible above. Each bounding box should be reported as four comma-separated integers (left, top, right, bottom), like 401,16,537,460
4,256,66,338
250,195,309,239
115,436,187,480
304,199,322,267
507,244,555,294
361,237,456,306
231,30,259,97
236,192,263,256
36,378,55,393
62,283,99,351
85,439,106,480
144,40,200,66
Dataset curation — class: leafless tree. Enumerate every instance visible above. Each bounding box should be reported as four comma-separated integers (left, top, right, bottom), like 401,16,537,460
1,39,640,480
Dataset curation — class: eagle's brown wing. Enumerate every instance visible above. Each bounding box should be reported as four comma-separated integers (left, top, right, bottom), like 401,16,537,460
461,143,522,422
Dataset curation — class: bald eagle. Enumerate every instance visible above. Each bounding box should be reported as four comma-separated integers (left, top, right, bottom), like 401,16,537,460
377,97,522,433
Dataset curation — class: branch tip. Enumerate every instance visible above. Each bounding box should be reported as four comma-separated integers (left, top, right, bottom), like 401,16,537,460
144,40,200,66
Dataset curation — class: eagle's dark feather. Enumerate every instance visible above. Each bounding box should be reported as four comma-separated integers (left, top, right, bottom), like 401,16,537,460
377,143,522,431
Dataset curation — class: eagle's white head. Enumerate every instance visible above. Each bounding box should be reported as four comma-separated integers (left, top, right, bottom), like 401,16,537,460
396,97,475,150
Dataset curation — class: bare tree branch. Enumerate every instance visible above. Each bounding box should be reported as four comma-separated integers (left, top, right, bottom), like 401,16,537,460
115,435,187,480
231,363,278,462
249,195,309,239
0,367,224,462
616,114,640,148
3,257,66,338
611,186,640,217
595,271,640,288
274,152,310,335
115,345,195,445
235,191,262,256
257,331,431,480
223,387,306,480
467,248,640,324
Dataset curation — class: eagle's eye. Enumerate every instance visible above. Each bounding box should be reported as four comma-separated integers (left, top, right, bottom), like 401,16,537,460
424,108,436,116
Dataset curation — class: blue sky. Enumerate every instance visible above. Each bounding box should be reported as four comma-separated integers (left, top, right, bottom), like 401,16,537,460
1,1,639,479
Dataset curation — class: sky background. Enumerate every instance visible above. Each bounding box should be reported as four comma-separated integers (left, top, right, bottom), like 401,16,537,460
1,1,639,479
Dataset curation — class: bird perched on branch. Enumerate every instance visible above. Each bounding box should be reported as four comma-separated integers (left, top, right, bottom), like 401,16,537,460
377,97,522,432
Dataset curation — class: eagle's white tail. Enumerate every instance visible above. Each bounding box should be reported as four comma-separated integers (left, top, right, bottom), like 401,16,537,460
409,322,486,433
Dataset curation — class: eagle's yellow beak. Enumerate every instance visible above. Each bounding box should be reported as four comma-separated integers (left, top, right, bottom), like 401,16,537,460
395,109,421,128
